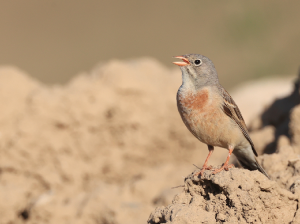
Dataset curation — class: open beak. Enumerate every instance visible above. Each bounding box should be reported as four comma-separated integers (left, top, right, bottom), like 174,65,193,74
173,56,190,66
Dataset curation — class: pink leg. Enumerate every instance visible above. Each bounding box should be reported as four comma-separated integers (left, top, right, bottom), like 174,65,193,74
194,145,214,177
213,147,235,174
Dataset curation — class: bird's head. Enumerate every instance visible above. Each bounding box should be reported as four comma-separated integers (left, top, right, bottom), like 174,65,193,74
173,54,219,88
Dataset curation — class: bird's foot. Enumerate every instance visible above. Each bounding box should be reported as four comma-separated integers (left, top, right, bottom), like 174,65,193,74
194,165,213,178
212,163,235,174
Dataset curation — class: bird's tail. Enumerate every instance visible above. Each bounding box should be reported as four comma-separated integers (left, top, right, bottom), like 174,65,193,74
238,157,270,179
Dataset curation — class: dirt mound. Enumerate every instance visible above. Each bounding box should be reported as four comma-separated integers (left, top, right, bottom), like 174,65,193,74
0,59,298,224
148,168,297,224
0,60,227,224
148,73,300,223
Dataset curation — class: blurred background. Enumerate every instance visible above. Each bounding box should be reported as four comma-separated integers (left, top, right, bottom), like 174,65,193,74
0,0,299,88
1,1,300,224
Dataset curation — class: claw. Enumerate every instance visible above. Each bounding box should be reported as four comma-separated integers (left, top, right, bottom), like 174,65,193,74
212,147,234,175
194,165,214,177
213,164,234,174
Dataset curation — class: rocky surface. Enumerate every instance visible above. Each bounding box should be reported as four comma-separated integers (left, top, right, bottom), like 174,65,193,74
148,169,297,224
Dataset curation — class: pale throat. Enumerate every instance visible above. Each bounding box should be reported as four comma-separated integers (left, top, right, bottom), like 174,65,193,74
180,68,213,94
179,68,198,92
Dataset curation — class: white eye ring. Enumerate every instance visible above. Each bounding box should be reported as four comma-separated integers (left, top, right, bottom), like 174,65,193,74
194,59,202,66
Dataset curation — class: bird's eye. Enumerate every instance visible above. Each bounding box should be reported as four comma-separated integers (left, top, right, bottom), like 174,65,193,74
194,59,202,66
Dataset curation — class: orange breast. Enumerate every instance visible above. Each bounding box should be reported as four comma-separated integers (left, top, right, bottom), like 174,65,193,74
177,88,223,145
177,88,209,112
177,88,210,139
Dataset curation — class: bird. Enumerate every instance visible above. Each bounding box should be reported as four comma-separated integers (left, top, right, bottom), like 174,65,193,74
173,54,269,178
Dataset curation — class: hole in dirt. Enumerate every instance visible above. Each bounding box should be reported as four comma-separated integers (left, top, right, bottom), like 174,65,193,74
19,209,30,220
226,197,233,208
194,180,223,200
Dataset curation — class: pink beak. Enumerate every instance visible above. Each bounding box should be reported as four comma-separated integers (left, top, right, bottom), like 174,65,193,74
173,56,190,66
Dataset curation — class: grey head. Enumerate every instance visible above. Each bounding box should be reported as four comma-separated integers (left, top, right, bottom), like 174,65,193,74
173,54,219,89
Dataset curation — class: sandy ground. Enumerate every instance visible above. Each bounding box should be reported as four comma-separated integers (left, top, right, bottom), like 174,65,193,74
0,59,298,224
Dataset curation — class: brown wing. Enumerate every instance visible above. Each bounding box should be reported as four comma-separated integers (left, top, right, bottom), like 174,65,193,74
218,85,258,156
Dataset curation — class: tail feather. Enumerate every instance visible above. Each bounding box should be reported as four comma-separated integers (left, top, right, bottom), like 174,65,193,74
238,158,270,179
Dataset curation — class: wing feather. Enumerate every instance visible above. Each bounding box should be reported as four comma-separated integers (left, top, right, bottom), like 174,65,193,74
218,85,258,156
